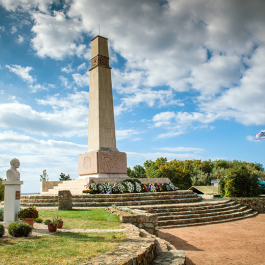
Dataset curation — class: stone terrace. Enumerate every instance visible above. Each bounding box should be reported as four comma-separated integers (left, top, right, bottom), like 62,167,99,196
20,190,201,207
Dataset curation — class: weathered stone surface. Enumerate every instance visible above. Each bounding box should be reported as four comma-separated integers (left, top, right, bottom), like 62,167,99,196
230,198,265,213
58,190,72,210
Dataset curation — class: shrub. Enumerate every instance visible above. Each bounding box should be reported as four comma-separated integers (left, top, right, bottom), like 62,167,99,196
0,208,3,221
0,223,4,237
0,178,4,201
35,217,43,223
18,206,39,219
220,165,260,197
8,221,33,237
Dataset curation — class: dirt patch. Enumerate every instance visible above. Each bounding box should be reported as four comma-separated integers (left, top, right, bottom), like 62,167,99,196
159,214,265,265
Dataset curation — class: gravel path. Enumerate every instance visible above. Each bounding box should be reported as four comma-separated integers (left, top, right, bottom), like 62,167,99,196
2,223,125,238
159,214,265,265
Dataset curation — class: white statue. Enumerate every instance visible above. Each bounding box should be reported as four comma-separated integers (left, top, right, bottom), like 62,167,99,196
6,158,21,181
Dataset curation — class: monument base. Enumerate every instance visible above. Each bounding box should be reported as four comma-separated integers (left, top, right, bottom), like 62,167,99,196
78,151,127,175
3,180,23,226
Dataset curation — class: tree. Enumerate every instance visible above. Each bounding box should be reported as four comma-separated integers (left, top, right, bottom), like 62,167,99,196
0,178,4,201
40,169,49,182
59,172,71,181
127,165,147,178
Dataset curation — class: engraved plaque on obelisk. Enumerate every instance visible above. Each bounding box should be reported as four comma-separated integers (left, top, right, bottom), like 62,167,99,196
78,36,127,178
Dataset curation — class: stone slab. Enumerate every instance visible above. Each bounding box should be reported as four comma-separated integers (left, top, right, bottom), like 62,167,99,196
78,151,127,175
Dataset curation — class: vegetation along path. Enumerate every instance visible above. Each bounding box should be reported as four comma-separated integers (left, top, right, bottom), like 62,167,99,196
159,214,265,265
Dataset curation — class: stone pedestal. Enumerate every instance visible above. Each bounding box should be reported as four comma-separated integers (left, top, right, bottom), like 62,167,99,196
2,180,23,228
78,151,127,176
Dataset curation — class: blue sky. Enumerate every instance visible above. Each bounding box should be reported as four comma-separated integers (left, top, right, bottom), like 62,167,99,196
0,0,264,193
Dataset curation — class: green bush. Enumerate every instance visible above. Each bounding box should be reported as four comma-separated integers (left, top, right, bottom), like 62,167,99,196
0,223,4,237
8,221,33,237
0,208,3,221
0,178,4,201
35,217,43,223
220,165,260,197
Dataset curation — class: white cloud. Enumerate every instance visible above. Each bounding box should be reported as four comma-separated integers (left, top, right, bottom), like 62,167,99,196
127,151,203,163
246,135,255,142
77,62,86,71
157,147,205,153
59,76,72,89
0,90,4,94
11,26,17,34
0,153,80,193
0,131,86,155
0,91,89,137
72,71,90,87
61,64,73,73
17,35,24,43
0,0,63,13
31,11,85,60
6,64,35,83
0,26,5,31
116,129,142,141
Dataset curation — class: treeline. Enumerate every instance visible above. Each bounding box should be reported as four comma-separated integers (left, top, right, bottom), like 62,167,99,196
127,158,265,190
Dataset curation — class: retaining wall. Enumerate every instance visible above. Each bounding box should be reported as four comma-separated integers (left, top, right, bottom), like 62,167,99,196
83,224,185,265
230,198,265,213
107,207,159,236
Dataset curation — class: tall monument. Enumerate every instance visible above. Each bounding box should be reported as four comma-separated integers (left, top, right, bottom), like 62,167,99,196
78,36,127,178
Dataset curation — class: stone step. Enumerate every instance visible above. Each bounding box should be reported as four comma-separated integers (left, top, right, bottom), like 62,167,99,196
158,208,253,227
20,202,59,207
151,202,242,216
72,197,202,207
157,206,248,221
72,190,194,198
71,194,198,203
159,211,258,229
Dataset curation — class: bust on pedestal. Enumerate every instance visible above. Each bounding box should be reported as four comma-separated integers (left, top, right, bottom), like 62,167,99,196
2,158,23,228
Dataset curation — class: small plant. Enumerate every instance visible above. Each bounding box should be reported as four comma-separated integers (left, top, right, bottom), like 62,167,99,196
0,207,4,221
0,223,4,237
18,206,39,219
44,219,52,225
35,217,43,223
8,221,33,237
44,217,60,226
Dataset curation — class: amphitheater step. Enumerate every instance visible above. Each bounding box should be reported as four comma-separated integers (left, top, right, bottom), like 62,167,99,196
158,207,252,226
20,190,202,207
157,205,248,221
159,211,258,229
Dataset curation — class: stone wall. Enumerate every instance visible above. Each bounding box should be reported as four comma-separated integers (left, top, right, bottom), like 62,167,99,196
107,207,159,236
83,223,186,265
230,198,265,213
40,181,62,193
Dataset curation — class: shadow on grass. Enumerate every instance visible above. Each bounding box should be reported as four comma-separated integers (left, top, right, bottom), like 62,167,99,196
51,232,126,243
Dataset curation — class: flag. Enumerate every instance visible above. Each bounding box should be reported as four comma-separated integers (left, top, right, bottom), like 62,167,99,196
255,130,265,140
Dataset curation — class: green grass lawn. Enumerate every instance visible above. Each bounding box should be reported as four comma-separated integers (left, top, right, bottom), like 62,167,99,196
0,232,126,264
38,208,123,229
0,208,125,264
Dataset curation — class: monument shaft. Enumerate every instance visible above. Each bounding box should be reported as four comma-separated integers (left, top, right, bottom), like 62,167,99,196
88,37,117,152
78,36,127,177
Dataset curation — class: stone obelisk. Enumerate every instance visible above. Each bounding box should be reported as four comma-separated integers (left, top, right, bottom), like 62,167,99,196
78,36,127,179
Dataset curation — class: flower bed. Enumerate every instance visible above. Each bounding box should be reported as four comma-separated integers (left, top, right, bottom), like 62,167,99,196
82,178,178,194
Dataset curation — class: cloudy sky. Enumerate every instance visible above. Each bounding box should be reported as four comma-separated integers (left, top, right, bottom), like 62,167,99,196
0,0,264,193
